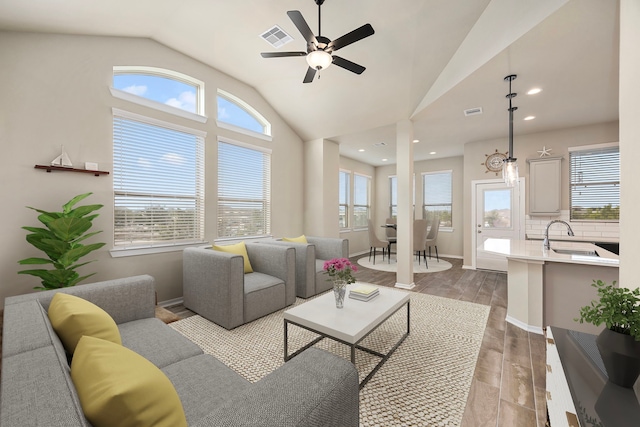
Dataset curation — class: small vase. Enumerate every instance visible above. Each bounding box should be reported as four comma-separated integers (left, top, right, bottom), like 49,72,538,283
596,327,640,388
333,281,347,309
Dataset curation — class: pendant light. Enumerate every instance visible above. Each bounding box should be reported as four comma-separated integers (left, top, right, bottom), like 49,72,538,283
503,74,519,187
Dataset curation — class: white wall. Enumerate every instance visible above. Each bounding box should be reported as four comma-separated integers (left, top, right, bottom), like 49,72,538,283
374,156,464,258
0,31,305,304
462,121,619,265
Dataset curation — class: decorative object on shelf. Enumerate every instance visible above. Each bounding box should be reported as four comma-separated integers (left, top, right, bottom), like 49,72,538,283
50,145,73,167
18,192,106,290
502,74,519,187
481,149,508,175
323,257,358,308
575,279,640,387
537,146,552,157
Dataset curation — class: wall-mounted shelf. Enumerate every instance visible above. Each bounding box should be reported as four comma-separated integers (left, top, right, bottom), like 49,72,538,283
34,165,110,177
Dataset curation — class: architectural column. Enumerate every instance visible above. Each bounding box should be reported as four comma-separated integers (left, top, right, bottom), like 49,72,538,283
395,120,415,289
619,0,640,289
304,138,340,238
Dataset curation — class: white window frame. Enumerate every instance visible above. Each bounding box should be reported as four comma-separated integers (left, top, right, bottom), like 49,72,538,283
217,138,272,241
110,66,207,123
110,108,207,257
569,142,620,222
389,174,416,219
422,170,453,231
339,169,351,230
216,89,272,141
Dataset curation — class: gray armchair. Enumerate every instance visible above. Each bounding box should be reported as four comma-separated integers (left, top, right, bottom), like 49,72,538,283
261,236,349,298
183,243,296,329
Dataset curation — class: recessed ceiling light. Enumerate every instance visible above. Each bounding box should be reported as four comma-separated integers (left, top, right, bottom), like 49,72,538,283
524,116,536,121
358,149,365,152
413,139,419,143
382,158,388,162
430,151,436,155
527,88,542,95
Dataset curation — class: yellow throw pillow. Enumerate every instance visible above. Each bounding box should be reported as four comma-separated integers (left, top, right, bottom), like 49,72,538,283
71,336,188,427
282,235,308,244
213,241,253,273
48,293,122,354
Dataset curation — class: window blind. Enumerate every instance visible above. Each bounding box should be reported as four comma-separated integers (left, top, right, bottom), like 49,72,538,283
113,114,205,248
423,171,453,227
339,170,350,228
570,145,619,220
353,174,370,228
218,141,271,238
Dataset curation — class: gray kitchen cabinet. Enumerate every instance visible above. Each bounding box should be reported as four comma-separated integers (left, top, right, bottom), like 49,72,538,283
528,157,562,215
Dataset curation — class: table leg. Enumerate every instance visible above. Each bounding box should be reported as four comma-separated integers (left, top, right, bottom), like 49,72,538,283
284,320,289,361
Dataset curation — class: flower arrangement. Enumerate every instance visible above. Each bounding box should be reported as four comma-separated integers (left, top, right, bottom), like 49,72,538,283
323,258,358,284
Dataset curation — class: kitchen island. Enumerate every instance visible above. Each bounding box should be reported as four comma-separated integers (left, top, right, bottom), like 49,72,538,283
480,238,619,335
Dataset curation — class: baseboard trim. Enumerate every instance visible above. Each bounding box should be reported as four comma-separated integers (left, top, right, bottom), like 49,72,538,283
159,297,183,308
506,315,544,335
395,282,415,290
462,265,475,270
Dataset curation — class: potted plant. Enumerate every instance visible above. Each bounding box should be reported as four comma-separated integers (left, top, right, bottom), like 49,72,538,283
576,279,640,387
323,258,358,309
18,192,106,290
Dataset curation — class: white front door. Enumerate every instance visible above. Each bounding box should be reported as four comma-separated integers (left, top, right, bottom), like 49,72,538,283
473,179,525,271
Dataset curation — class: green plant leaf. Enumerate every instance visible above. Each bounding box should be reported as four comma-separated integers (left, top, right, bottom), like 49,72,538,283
72,230,103,244
69,273,97,287
18,257,53,265
48,217,92,241
58,243,106,266
67,204,103,218
62,193,92,214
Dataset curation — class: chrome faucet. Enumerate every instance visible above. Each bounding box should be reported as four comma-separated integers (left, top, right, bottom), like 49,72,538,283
543,220,575,250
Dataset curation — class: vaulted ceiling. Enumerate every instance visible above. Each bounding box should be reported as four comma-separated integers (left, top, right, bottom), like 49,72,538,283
0,0,619,166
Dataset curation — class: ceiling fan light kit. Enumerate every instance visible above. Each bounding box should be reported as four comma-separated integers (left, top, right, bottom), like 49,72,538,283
261,0,374,83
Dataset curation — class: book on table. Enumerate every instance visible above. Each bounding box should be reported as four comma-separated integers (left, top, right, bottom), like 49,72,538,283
349,284,379,301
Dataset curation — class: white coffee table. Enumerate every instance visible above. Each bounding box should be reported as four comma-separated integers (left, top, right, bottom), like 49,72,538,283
283,283,410,389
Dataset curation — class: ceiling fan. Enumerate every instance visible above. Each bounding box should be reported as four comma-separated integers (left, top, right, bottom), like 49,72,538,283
261,0,375,83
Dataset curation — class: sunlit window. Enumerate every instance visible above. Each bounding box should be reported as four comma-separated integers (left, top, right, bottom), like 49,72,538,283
111,66,205,119
217,89,271,137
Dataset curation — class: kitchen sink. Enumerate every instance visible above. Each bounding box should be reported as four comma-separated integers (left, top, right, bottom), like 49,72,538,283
552,248,600,257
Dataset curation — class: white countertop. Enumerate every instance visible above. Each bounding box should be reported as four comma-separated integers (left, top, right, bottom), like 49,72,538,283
480,238,619,267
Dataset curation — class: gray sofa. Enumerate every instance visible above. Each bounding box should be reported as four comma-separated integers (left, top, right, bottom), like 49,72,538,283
183,243,296,329
1,275,359,426
262,236,349,298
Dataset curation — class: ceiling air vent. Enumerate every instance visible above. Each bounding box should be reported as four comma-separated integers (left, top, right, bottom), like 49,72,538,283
260,25,293,48
464,107,483,117
373,142,387,147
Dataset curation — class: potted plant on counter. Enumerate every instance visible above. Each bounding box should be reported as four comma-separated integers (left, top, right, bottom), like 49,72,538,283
576,279,640,388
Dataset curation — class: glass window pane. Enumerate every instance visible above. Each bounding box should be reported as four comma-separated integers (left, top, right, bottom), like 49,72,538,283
217,96,265,134
570,146,619,221
483,189,511,228
113,74,198,114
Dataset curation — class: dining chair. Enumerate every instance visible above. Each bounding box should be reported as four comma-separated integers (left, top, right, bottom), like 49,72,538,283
367,219,388,265
385,217,397,263
425,216,441,262
413,219,429,267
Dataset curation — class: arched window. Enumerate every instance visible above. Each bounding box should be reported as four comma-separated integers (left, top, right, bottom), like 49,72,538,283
217,89,271,139
111,66,206,122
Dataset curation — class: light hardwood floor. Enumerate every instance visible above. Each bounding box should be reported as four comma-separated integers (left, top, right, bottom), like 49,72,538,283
169,254,547,427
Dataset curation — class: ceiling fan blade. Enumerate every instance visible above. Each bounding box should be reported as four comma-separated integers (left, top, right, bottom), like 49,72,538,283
287,10,318,46
332,56,366,75
261,51,306,58
303,67,317,83
328,24,375,52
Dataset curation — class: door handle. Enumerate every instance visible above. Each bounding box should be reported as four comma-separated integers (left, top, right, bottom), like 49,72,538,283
477,230,482,234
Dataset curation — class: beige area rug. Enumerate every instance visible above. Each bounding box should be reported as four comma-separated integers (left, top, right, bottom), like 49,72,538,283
357,256,453,273
170,292,489,426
